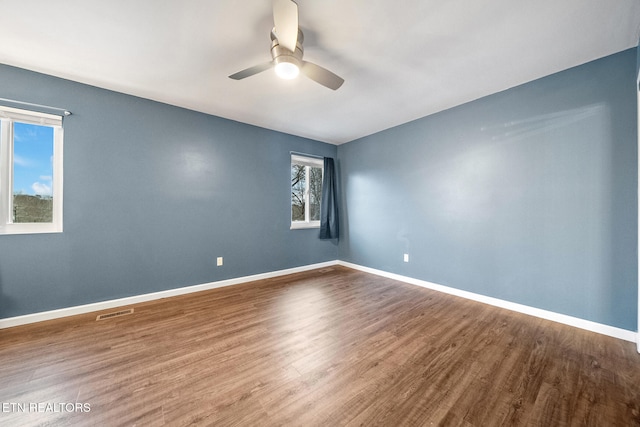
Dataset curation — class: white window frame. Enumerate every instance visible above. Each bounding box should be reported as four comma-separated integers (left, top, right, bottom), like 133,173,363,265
291,154,323,229
0,106,64,235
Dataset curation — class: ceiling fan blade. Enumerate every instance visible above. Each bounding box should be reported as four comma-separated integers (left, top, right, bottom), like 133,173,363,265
273,0,298,52
301,61,344,90
228,62,273,80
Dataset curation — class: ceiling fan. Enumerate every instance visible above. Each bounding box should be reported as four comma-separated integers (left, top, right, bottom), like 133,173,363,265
228,0,344,90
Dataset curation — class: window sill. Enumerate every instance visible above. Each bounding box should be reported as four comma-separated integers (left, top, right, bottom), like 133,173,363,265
291,221,320,230
0,223,63,235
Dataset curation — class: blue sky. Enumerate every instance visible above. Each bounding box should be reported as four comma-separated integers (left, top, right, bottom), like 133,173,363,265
12,122,54,196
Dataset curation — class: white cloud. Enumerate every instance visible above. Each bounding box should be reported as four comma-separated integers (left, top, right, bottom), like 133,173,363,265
39,175,52,182
13,155,32,167
31,182,52,196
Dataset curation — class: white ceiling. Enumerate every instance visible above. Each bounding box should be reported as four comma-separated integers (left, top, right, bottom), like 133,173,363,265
0,0,638,144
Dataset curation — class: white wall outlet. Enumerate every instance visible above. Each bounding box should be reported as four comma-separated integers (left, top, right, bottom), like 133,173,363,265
217,257,223,266
403,253,409,262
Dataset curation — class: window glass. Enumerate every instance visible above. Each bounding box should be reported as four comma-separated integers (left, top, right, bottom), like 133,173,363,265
308,166,322,221
12,122,54,223
291,163,307,222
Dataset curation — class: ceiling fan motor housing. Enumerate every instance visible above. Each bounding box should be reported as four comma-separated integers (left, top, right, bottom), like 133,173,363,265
271,28,304,69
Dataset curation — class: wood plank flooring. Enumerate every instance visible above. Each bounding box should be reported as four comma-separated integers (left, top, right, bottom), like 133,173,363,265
0,266,639,426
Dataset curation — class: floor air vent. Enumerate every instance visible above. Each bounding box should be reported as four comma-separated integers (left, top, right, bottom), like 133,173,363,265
96,308,134,321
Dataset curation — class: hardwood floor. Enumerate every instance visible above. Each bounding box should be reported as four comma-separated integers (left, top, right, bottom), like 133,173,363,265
1,266,639,426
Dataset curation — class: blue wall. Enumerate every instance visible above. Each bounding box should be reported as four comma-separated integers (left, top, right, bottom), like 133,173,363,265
0,64,337,319
338,48,638,331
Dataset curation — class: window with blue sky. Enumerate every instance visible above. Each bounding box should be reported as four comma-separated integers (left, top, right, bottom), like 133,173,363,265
0,105,63,234
13,122,54,197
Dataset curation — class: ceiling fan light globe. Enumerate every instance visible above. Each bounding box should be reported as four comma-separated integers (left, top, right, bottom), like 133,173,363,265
275,61,299,79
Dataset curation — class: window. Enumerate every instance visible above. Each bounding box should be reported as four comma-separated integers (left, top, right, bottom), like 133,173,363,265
291,154,323,229
0,106,63,234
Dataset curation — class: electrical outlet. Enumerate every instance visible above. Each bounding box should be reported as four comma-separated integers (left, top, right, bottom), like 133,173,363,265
217,257,223,266
403,254,409,262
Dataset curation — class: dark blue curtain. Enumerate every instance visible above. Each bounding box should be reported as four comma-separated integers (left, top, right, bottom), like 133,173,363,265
319,157,339,240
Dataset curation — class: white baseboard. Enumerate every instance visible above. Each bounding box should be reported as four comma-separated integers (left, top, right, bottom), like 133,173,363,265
337,261,638,344
2,259,637,348
0,261,339,330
